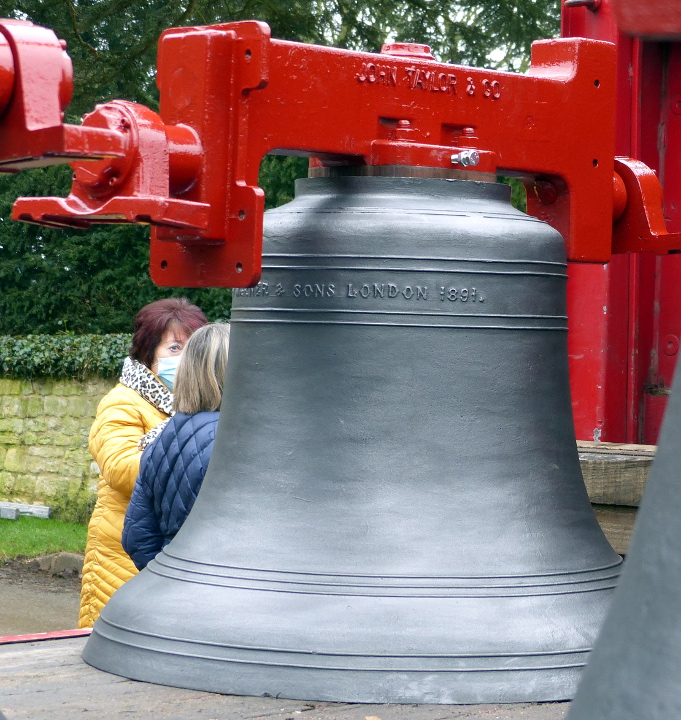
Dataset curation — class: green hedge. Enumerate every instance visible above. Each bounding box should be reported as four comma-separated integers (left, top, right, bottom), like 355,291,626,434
0,334,131,379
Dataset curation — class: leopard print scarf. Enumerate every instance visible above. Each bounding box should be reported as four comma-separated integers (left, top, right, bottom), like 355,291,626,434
119,358,174,450
120,357,174,415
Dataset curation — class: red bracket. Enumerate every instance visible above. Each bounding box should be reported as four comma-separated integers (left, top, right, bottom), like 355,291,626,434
13,100,209,231
611,157,681,254
0,19,74,170
0,19,208,232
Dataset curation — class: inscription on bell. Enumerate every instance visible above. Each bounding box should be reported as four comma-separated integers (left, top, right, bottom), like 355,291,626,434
439,286,485,302
347,283,428,300
293,283,336,298
234,279,488,304
233,282,270,297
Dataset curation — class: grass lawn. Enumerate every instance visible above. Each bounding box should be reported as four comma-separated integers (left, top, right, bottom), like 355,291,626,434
0,516,87,560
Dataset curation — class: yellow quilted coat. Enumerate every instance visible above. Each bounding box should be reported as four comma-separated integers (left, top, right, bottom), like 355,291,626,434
79,359,171,628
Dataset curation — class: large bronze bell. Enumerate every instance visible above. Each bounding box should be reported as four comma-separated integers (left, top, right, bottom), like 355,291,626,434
83,176,621,704
567,360,681,719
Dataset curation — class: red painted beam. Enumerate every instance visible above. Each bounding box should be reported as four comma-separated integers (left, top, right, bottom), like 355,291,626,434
0,628,91,645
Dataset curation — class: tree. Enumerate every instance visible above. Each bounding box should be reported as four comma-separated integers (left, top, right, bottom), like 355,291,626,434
0,0,559,335
0,167,234,334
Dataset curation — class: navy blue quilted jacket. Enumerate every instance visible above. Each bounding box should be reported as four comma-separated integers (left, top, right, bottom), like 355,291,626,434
122,411,219,570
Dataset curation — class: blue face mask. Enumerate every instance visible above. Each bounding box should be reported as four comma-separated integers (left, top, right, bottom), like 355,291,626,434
156,355,182,391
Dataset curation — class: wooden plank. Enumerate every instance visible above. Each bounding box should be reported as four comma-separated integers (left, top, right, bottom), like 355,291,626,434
578,441,657,456
575,441,654,553
578,441,655,507
0,637,569,720
0,502,51,519
591,504,638,555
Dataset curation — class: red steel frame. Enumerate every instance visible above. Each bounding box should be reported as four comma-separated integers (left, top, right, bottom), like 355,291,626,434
9,24,625,287
563,0,681,443
8,20,678,286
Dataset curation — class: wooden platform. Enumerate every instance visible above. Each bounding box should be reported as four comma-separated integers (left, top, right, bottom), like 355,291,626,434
0,635,570,720
578,440,656,555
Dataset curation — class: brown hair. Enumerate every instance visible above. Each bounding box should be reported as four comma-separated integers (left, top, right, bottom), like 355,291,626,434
130,298,207,369
173,323,231,414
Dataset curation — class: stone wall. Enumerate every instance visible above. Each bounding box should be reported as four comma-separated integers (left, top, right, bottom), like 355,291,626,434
0,377,116,514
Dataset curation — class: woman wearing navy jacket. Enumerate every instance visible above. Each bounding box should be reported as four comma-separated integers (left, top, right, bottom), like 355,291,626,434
122,323,230,570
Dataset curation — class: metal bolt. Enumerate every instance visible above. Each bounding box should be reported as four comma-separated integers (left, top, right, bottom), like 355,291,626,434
451,150,480,167
380,43,435,61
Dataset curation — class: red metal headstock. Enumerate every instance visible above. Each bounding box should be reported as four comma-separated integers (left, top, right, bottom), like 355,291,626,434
5,19,681,287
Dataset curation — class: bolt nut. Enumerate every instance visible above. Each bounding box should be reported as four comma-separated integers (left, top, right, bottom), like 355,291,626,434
451,150,480,168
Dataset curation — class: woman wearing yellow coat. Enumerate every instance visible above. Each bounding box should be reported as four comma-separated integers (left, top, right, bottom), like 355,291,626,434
79,298,207,628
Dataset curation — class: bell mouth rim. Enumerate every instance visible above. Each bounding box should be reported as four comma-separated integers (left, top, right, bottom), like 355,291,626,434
308,164,497,182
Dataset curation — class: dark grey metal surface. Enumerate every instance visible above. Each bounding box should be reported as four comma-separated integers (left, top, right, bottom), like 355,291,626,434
84,177,621,703
567,354,681,718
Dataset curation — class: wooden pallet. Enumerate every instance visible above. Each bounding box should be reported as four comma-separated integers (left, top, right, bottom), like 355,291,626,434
0,635,568,720
578,441,656,555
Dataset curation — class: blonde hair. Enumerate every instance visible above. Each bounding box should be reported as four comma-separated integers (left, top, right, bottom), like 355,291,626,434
173,323,231,414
